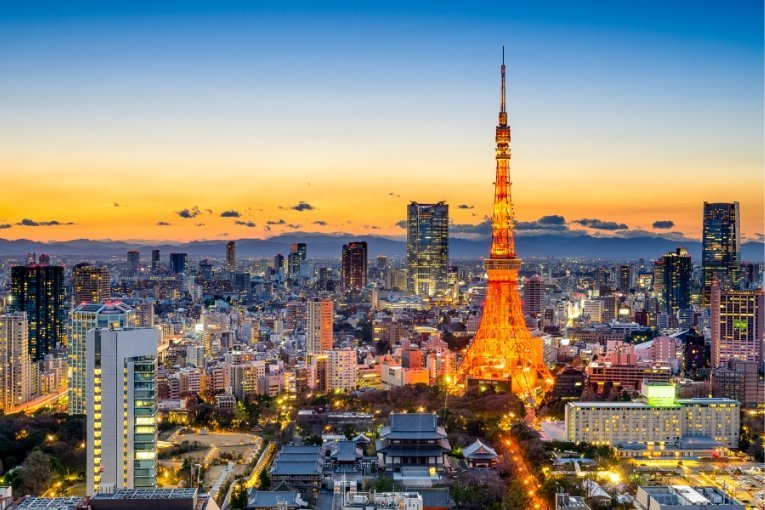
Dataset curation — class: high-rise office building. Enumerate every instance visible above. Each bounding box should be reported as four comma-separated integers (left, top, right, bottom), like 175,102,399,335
287,252,302,277
127,250,140,274
662,248,692,316
273,254,285,272
69,302,135,415
306,298,333,354
406,201,448,296
710,281,764,368
226,241,236,270
11,264,66,361
522,275,544,318
0,313,32,411
702,202,740,305
151,250,161,273
169,253,188,274
290,243,307,262
618,265,633,294
376,255,388,270
72,263,111,304
87,327,158,494
341,242,368,291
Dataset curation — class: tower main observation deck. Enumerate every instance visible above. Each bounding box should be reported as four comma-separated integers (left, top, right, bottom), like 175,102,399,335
455,51,553,402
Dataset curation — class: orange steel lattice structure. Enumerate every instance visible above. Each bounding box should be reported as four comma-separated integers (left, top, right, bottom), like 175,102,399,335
456,51,554,401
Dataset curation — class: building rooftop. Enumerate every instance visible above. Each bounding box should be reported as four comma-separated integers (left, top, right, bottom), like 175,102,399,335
91,488,198,500
13,498,84,510
462,439,498,459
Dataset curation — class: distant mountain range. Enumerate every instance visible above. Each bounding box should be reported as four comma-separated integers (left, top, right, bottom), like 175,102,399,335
1,233,762,261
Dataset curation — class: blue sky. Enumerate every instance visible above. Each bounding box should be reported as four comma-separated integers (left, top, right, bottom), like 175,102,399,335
0,1,762,241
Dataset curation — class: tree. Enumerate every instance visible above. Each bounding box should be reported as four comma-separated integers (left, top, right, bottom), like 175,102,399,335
258,469,271,490
503,479,530,510
19,450,52,496
229,481,248,510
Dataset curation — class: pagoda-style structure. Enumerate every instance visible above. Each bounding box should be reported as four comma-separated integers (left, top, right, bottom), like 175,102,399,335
456,50,553,402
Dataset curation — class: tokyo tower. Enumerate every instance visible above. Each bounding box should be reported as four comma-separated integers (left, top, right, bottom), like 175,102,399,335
456,50,554,401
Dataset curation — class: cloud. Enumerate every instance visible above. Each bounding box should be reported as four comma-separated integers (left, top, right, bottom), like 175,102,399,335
286,223,301,229
0,224,11,229
113,202,120,207
267,219,286,225
156,221,171,226
516,215,568,231
176,206,202,219
235,221,257,227
264,225,272,231
290,201,315,212
749,233,764,242
195,223,205,227
458,204,474,209
573,218,628,230
220,210,241,218
395,220,408,229
652,220,675,229
313,220,328,226
388,192,401,198
451,220,492,236
17,219,74,227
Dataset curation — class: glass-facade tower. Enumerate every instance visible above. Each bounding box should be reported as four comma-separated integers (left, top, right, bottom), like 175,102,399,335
406,202,449,297
702,202,740,305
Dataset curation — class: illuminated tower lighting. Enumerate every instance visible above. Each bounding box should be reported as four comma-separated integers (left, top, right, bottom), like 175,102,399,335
456,49,554,402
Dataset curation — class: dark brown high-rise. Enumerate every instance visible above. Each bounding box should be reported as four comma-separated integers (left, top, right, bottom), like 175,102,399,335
342,242,368,291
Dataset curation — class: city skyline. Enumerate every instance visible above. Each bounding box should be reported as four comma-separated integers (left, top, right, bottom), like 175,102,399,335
1,1,762,243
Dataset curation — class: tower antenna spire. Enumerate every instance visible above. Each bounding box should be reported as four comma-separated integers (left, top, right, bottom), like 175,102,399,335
500,46,506,114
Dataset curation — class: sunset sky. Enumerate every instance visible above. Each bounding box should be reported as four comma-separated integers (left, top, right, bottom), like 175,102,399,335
1,1,762,243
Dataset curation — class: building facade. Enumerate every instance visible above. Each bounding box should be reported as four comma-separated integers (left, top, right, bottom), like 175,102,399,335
406,202,448,297
169,253,188,274
702,202,740,305
87,328,159,494
662,248,692,316
341,242,368,291
0,313,32,411
306,298,333,354
72,264,111,304
11,264,66,361
710,282,764,368
565,384,740,456
69,302,136,415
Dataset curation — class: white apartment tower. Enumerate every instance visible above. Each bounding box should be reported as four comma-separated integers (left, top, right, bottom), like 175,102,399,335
326,349,357,392
69,301,135,415
0,313,32,411
87,327,158,495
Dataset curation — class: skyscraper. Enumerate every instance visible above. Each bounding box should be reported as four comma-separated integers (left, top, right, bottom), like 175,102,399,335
226,241,236,270
127,250,140,274
406,202,448,296
306,298,333,354
341,241,368,291
290,242,307,262
87,327,158,494
69,302,136,415
0,312,31,411
710,281,764,368
169,253,188,274
702,202,740,305
618,264,633,294
457,53,553,398
522,275,544,318
662,248,693,316
151,249,161,273
11,264,66,361
72,263,111,304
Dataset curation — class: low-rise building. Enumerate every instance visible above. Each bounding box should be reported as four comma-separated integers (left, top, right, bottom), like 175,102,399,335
634,486,743,510
376,413,450,472
565,383,739,458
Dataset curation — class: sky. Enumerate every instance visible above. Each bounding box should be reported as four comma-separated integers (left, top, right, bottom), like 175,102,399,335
0,1,762,243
